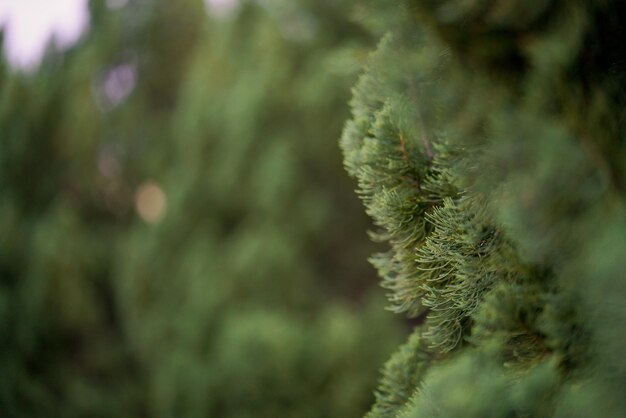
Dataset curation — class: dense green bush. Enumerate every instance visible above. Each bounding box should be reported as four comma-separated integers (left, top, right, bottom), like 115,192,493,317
342,1,626,417
0,1,402,417
116,2,403,417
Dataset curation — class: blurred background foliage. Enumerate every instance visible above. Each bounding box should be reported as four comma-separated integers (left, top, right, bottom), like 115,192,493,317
0,0,404,417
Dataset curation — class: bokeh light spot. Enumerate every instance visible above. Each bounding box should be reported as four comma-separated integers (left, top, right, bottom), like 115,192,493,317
135,181,167,224
204,0,239,18
97,145,123,178
94,62,137,110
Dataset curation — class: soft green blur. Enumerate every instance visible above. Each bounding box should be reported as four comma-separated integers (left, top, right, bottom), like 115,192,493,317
0,1,403,417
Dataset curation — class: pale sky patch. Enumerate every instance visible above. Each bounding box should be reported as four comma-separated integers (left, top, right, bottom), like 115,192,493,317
0,0,90,71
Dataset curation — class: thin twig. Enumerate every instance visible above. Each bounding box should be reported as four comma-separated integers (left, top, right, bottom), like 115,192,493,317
399,132,408,161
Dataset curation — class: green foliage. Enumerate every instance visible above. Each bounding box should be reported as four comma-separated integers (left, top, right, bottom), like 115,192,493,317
343,0,626,416
366,330,430,418
0,1,402,417
116,4,402,416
